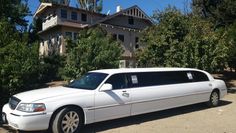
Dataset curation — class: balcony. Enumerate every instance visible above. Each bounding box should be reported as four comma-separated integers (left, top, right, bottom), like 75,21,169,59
42,15,89,31
42,15,59,30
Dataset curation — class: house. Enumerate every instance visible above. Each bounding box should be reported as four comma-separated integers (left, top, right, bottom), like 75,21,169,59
34,3,153,68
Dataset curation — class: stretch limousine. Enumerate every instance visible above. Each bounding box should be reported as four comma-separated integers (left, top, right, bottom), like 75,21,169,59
2,68,227,133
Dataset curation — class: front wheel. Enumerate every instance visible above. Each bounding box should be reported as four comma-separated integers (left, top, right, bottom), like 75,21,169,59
52,107,83,133
208,90,220,107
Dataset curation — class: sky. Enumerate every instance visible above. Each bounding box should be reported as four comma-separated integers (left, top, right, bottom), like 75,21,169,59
26,0,191,24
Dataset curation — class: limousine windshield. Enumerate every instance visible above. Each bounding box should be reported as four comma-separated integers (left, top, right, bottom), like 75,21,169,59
66,72,108,90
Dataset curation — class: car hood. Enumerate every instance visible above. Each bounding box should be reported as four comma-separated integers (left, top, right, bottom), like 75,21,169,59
14,86,91,102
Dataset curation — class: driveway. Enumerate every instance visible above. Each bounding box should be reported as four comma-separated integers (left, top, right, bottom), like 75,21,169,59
1,90,236,133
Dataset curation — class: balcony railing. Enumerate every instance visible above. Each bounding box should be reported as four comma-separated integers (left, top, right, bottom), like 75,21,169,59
42,15,89,31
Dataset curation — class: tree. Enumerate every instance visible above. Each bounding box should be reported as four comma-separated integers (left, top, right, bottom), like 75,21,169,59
77,0,103,12
0,0,30,30
182,16,229,72
136,6,229,72
136,7,188,67
0,20,40,107
227,22,236,70
192,0,236,27
28,18,42,43
61,27,123,80
192,0,236,71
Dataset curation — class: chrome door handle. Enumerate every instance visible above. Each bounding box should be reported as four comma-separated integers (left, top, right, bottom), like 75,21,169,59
122,92,129,97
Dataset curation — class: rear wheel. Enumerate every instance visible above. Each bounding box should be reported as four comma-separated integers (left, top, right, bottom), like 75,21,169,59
52,107,83,133
208,90,220,107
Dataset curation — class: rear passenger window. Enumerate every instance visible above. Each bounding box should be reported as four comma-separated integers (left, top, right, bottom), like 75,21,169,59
156,71,191,85
130,71,191,88
105,74,128,90
192,71,209,82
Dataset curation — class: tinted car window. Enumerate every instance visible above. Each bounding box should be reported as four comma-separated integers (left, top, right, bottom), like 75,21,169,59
128,71,192,88
105,74,128,90
192,71,209,82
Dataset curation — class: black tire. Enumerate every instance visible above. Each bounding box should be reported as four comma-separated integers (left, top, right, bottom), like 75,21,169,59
52,107,83,133
208,90,220,107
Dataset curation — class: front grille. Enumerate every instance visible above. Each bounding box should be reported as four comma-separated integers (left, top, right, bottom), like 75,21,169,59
9,96,21,110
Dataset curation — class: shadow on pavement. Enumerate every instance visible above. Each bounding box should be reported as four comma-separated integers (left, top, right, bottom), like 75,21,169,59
81,100,232,133
1,100,232,133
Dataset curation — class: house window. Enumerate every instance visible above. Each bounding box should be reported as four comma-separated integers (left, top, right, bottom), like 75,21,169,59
73,32,78,40
52,11,56,17
56,35,60,42
135,37,139,49
81,13,87,22
65,32,72,39
128,16,134,25
61,9,67,19
71,11,77,20
112,34,117,40
135,37,139,43
48,36,51,43
56,33,61,42
118,34,124,42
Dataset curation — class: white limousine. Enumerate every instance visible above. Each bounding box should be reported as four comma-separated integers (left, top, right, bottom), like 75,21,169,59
2,68,227,133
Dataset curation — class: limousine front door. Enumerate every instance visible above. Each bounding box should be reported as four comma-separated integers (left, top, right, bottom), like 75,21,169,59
94,74,131,122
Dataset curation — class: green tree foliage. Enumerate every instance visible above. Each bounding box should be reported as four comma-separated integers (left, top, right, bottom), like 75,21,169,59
136,7,188,67
136,7,229,72
40,54,65,82
227,22,236,70
182,16,229,72
192,0,236,71
0,20,40,107
0,0,29,30
28,18,42,43
61,27,123,80
192,0,236,26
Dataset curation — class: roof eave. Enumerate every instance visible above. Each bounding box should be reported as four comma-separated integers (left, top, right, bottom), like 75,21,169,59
34,3,53,18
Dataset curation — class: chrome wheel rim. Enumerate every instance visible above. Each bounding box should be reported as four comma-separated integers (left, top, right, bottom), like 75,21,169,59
211,92,219,106
61,111,79,133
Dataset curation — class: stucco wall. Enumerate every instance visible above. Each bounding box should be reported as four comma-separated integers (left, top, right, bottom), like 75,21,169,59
101,24,141,56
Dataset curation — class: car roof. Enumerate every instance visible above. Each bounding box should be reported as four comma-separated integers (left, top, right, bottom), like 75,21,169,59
90,68,201,75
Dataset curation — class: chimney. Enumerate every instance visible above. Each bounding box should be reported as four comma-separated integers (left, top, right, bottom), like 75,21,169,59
116,5,122,12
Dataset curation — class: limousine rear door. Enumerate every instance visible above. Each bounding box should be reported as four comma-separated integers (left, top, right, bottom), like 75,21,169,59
94,73,131,122
186,71,212,102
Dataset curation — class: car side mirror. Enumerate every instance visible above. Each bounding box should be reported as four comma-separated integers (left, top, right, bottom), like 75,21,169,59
100,83,113,91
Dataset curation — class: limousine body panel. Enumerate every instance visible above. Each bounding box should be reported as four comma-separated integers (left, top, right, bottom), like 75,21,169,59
130,82,212,116
211,79,227,98
94,88,131,122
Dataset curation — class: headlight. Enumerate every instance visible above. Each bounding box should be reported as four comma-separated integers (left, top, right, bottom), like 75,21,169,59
16,103,46,113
